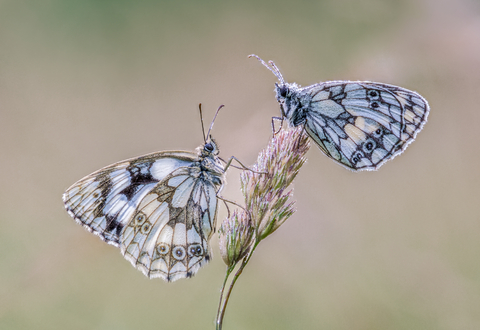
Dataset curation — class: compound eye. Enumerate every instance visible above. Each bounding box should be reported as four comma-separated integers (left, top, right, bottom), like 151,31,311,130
279,86,288,98
204,143,214,152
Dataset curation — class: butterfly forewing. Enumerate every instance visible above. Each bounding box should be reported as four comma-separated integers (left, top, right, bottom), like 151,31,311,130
63,144,225,282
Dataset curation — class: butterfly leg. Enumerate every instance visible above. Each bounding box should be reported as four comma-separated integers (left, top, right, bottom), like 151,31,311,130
272,116,283,135
217,195,250,219
220,156,266,175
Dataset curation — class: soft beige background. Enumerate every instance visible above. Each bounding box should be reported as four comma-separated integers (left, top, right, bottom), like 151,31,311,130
1,1,479,329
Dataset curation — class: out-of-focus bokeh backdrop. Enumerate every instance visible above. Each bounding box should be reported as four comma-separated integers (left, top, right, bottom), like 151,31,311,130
1,1,479,329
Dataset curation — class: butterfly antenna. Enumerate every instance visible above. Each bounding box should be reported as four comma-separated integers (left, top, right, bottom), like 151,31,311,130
206,104,225,139
267,60,285,85
248,54,285,85
198,103,207,143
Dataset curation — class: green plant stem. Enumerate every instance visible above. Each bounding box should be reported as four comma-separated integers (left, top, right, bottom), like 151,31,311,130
216,265,234,329
216,241,259,330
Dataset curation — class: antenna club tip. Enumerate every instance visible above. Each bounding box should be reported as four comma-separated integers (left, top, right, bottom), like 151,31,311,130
206,104,225,138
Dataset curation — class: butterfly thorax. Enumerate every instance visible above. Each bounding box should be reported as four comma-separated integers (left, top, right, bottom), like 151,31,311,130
275,82,311,127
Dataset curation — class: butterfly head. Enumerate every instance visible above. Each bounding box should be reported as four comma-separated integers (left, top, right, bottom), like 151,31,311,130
198,137,225,180
272,82,287,117
274,81,304,122
199,137,220,157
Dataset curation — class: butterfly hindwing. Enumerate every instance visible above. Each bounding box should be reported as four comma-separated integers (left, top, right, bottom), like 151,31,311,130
121,167,220,281
303,81,429,170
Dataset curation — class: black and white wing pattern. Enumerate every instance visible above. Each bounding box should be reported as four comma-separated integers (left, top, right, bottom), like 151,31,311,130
250,55,430,171
63,140,225,282
300,81,429,170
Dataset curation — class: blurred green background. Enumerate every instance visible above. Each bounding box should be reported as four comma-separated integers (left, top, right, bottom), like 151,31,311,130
1,0,480,329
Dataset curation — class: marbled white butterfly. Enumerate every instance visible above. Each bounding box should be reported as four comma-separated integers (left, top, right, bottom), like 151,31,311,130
63,105,227,282
250,54,430,171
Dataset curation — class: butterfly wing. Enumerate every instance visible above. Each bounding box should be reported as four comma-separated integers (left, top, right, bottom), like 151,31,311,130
63,149,224,281
303,81,429,171
63,151,197,246
121,166,220,282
